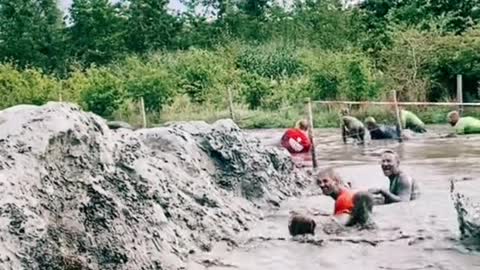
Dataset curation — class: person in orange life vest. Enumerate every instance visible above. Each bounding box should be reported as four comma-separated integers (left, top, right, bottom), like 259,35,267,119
315,168,374,226
280,119,312,154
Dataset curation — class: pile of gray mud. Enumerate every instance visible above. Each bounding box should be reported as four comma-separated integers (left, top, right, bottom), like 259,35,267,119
0,102,309,270
450,179,480,246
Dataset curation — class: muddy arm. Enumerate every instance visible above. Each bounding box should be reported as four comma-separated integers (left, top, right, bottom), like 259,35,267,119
341,124,347,144
381,175,413,203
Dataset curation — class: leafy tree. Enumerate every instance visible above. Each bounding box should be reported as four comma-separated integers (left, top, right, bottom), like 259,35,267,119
0,0,66,73
67,0,127,66
125,0,182,53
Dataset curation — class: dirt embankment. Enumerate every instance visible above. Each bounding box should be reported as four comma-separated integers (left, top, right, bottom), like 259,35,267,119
0,102,309,270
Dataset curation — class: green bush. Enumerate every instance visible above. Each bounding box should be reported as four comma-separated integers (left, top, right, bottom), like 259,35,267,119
235,44,304,79
75,67,123,118
115,57,176,112
163,48,233,104
0,64,60,109
300,50,384,101
239,72,273,109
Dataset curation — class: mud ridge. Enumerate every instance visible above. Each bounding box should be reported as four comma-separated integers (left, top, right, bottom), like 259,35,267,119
0,102,309,270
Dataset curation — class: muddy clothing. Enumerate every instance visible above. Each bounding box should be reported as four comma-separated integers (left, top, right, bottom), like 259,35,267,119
342,116,365,143
401,110,426,133
369,125,400,140
388,171,420,203
453,116,480,135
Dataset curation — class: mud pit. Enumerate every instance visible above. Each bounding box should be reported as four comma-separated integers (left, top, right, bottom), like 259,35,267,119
1,103,479,270
0,103,310,270
191,128,480,270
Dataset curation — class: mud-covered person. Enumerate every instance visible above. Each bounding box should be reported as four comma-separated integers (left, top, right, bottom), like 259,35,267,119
340,108,366,144
364,117,401,140
369,150,420,204
316,168,374,227
446,110,480,137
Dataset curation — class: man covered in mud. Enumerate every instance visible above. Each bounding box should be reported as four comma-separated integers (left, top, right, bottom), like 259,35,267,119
369,150,419,204
401,109,427,133
340,108,365,144
446,110,480,136
316,168,374,227
364,116,401,140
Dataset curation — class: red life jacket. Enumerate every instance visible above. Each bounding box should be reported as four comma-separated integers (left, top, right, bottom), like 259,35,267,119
281,128,311,154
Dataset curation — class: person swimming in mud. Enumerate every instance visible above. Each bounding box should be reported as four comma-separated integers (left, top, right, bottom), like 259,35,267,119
280,119,312,154
401,109,427,133
368,149,420,204
446,111,480,136
316,168,374,227
364,117,401,140
340,109,365,144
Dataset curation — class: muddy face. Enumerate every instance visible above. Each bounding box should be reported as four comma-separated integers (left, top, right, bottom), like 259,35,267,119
448,114,459,126
366,122,376,131
316,176,338,196
381,152,399,177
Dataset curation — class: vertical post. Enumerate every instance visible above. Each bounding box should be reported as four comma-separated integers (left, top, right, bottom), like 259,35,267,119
457,74,463,114
140,97,147,128
227,87,235,121
307,98,318,168
58,81,63,102
392,90,403,143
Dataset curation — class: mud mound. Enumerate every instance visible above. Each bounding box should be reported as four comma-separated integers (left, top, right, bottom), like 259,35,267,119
0,102,308,270
450,179,480,244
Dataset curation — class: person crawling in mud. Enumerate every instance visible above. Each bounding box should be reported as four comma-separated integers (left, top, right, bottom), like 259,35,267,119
400,109,427,133
280,119,312,154
340,108,365,144
369,150,420,204
446,110,480,136
316,168,374,227
364,117,401,140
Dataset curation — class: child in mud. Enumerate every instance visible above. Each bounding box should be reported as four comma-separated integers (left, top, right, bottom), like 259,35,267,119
368,149,420,204
280,119,311,154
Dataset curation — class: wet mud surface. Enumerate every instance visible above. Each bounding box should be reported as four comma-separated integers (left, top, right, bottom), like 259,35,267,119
190,128,480,270
1,103,479,270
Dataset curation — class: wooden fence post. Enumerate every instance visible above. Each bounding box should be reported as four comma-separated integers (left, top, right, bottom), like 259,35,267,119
307,98,318,168
457,74,463,114
392,90,403,143
140,97,147,128
227,87,235,121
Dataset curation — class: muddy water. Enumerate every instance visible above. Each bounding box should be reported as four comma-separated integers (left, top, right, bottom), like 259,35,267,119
191,126,480,270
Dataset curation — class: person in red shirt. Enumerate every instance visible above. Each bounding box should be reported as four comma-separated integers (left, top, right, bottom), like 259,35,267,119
280,119,312,154
315,168,374,226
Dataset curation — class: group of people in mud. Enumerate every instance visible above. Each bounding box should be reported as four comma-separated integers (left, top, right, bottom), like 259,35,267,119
288,149,419,236
281,108,480,236
281,108,480,155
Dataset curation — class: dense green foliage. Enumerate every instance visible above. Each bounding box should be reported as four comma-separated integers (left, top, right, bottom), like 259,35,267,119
1,0,480,128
